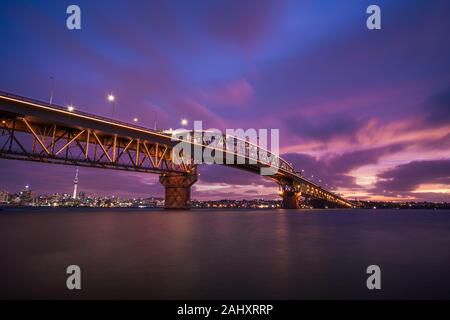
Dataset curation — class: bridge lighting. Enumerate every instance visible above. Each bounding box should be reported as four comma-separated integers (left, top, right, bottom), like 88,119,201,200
107,94,116,119
67,105,75,112
133,118,139,123
181,118,188,126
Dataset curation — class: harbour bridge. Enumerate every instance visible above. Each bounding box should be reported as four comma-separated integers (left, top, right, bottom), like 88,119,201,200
0,91,353,209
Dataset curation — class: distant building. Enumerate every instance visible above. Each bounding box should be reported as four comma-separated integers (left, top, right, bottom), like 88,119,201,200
73,167,79,199
49,193,64,206
19,185,33,205
78,191,86,202
0,190,9,204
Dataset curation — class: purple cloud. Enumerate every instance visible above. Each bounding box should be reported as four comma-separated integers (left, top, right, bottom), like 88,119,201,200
285,113,366,142
373,159,450,194
282,153,357,190
198,165,273,187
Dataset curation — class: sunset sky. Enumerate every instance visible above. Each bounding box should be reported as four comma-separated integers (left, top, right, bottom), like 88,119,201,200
0,0,449,201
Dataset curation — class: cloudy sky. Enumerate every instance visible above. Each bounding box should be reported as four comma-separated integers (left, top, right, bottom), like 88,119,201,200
0,0,449,201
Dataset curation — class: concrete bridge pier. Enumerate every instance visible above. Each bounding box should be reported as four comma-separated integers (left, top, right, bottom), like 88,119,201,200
159,173,197,210
282,191,300,209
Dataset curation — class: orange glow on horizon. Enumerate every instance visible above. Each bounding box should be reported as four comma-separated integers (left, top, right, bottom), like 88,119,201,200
412,184,450,194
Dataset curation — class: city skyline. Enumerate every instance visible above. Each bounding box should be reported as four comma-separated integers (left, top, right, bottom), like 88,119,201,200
1,183,448,210
0,0,449,202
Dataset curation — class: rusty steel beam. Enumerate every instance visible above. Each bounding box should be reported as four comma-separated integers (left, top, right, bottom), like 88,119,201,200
0,117,193,175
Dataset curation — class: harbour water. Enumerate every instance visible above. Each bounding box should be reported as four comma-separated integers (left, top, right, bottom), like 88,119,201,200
1,208,450,299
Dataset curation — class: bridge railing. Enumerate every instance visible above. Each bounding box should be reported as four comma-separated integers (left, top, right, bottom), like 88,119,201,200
169,129,296,174
0,90,166,135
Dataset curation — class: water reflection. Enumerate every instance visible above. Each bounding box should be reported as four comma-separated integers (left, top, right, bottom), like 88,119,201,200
0,208,450,299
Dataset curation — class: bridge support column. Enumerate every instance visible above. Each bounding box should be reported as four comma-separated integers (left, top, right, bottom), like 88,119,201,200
159,173,197,210
282,191,300,209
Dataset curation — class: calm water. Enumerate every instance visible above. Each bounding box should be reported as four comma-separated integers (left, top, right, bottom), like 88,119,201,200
1,208,450,299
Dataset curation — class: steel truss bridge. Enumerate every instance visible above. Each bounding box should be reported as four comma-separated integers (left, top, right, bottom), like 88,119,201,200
0,91,353,209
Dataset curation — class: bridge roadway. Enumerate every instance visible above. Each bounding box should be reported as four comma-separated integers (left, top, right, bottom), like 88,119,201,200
0,90,353,209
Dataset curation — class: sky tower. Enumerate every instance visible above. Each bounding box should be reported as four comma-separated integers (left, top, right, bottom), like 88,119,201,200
73,166,79,199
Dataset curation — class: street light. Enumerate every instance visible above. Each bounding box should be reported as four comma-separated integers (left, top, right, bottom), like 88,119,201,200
49,76,54,105
67,105,75,112
107,94,115,119
133,117,139,123
181,118,188,126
